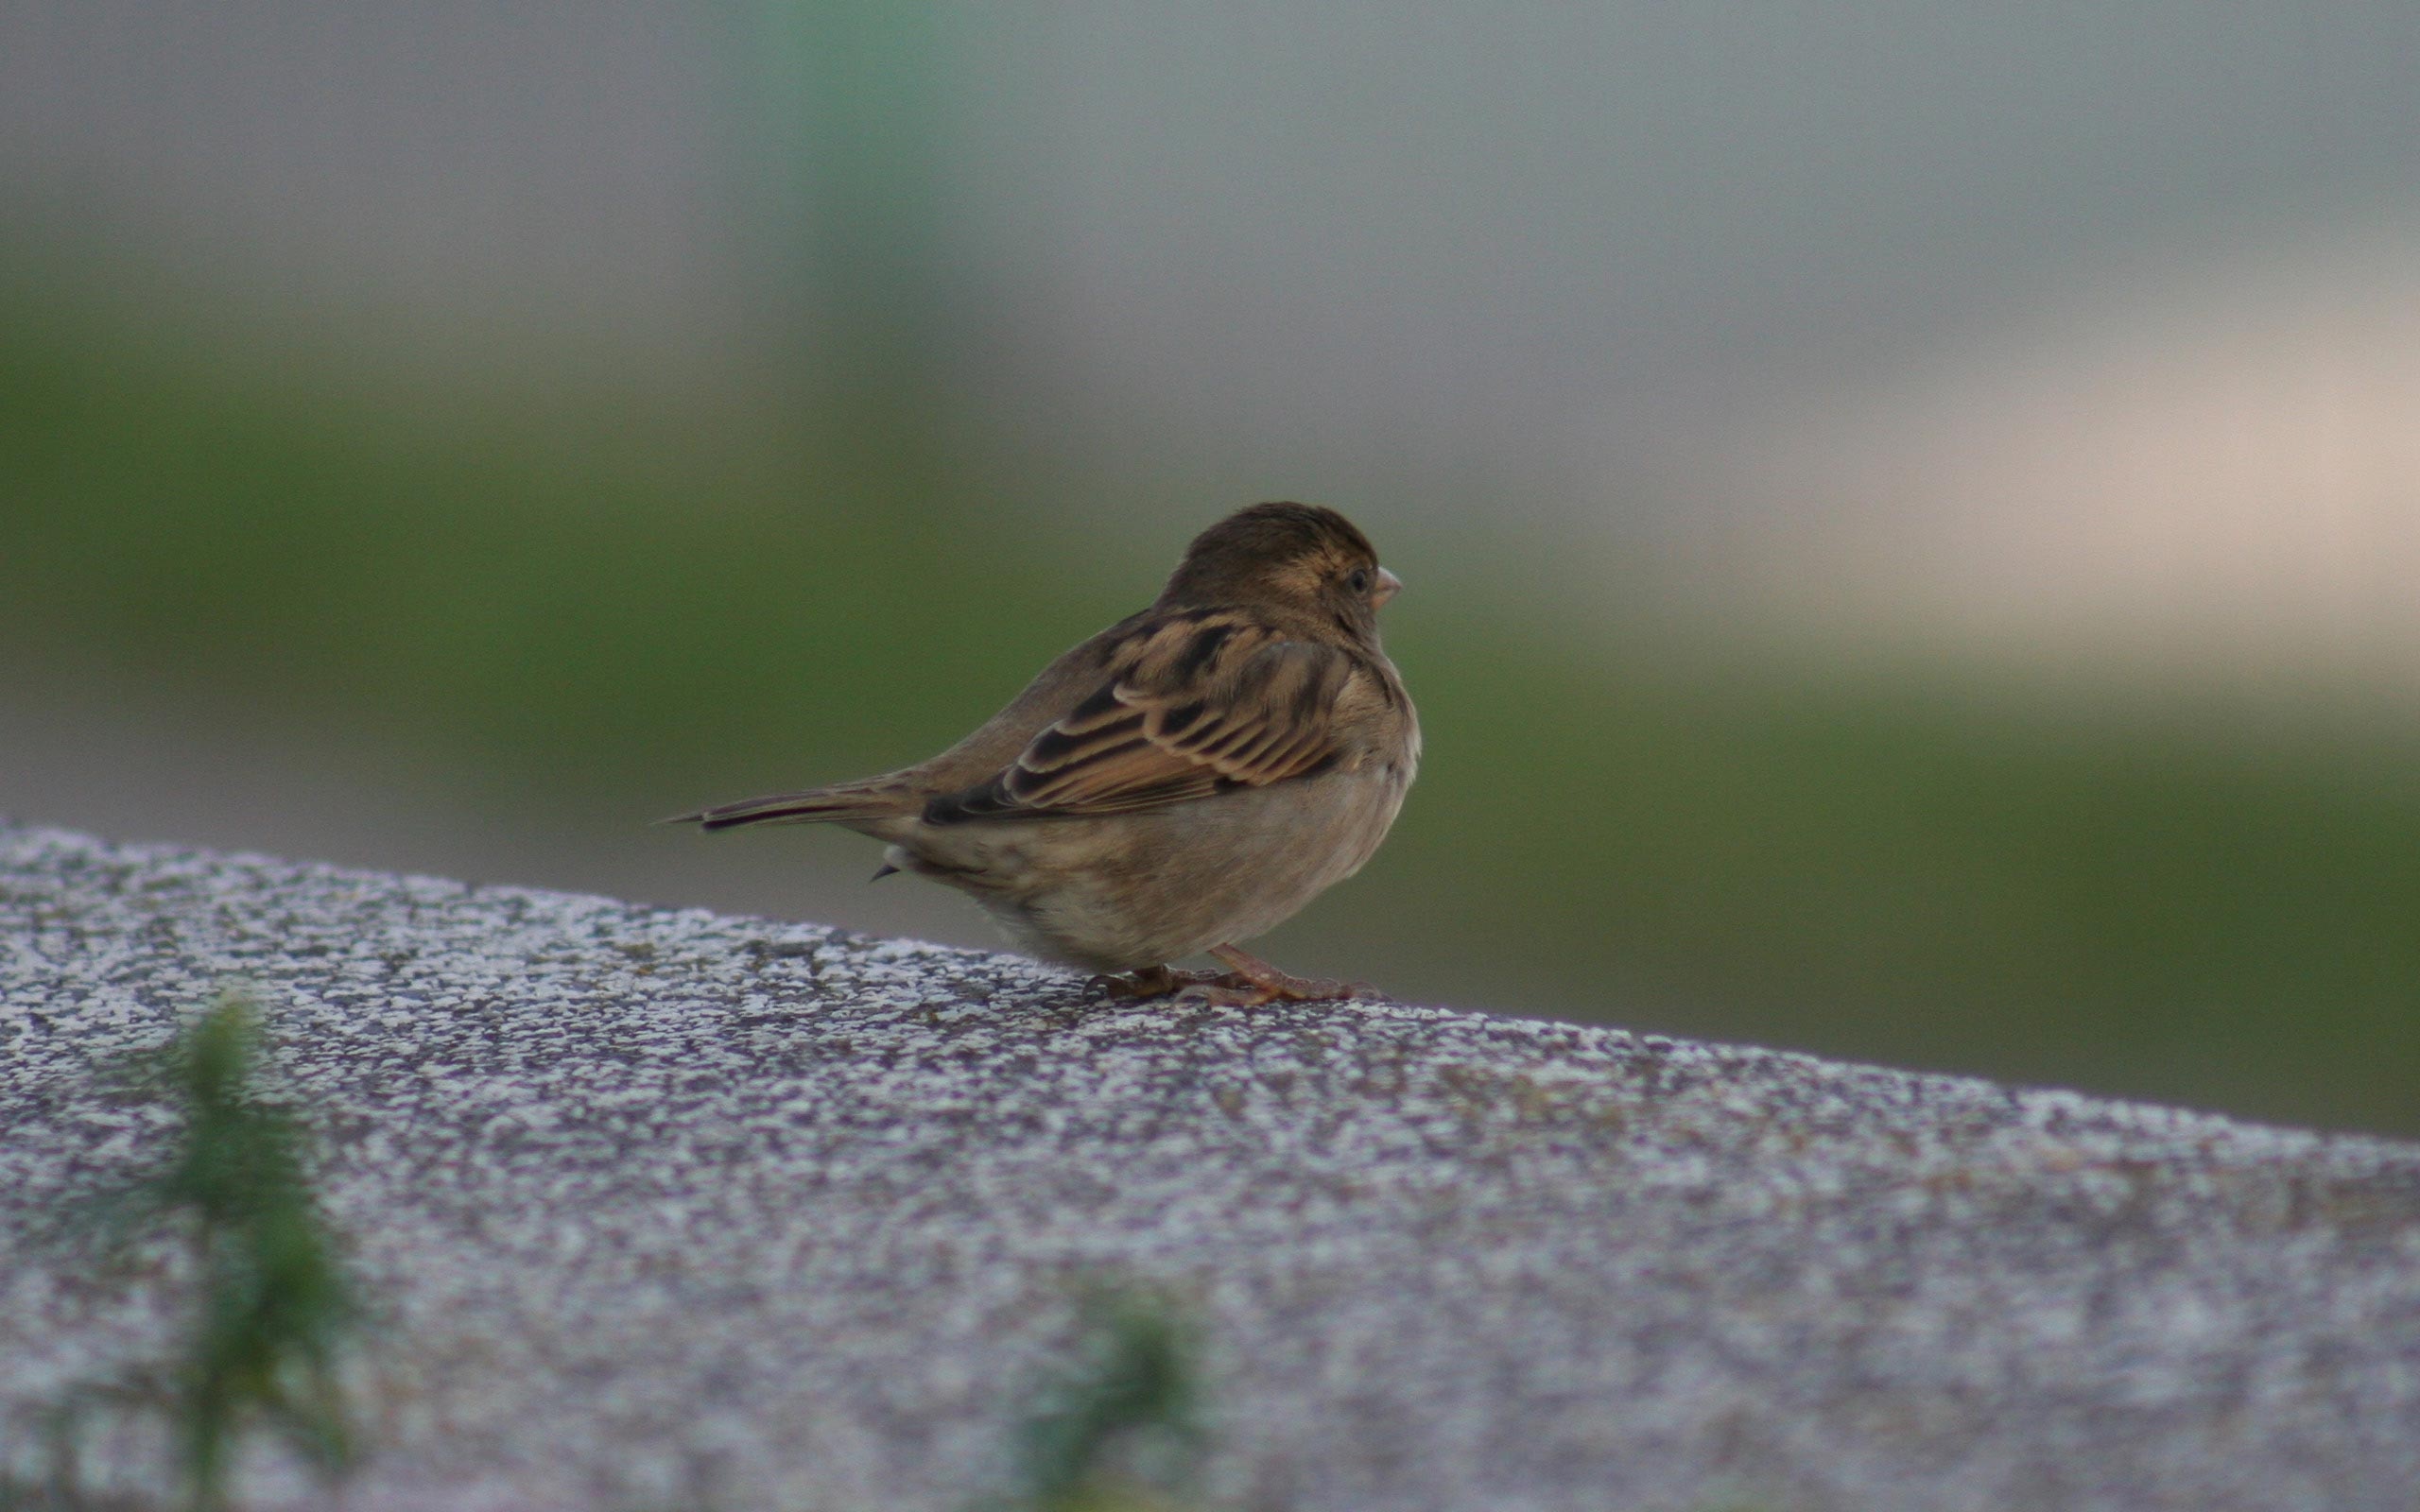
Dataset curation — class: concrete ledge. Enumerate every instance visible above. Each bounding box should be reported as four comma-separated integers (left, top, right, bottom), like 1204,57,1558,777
5,823,2419,1510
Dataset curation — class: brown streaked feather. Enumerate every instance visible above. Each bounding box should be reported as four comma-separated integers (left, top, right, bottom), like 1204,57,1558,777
925,610,1362,823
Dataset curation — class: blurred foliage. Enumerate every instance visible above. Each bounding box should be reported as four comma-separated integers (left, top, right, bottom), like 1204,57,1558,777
4,278,2418,1135
0,280,1108,794
1374,619,2420,1131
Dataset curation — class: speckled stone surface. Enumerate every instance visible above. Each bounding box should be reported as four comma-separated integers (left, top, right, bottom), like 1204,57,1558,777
5,824,2420,1511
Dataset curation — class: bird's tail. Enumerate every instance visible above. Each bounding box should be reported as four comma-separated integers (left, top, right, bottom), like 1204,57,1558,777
664,779,917,832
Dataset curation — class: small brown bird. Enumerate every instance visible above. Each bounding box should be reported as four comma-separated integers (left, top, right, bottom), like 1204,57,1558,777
671,502,1418,1005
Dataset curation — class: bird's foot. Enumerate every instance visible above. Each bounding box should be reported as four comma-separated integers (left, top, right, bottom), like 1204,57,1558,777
1172,945,1378,1007
1084,965,1228,1001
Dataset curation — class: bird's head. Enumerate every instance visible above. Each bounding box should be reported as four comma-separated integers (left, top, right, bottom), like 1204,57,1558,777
1159,502,1402,639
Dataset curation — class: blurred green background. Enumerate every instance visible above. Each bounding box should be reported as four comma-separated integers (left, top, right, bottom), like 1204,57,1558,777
5,5,2417,1135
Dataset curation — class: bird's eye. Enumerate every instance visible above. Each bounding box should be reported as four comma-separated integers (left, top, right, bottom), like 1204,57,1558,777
1347,567,1371,594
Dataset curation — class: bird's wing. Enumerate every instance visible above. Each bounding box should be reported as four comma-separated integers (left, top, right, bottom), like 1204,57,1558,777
924,610,1357,822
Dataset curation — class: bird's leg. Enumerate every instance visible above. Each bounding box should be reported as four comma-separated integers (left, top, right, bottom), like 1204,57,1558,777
1175,944,1377,1006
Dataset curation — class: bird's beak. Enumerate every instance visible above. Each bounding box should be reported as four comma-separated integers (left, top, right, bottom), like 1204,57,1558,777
1373,566,1403,607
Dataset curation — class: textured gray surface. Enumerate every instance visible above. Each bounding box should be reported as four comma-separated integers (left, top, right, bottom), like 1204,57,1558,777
4,823,2419,1511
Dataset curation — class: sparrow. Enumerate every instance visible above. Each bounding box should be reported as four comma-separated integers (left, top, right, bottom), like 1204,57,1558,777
670,502,1419,1005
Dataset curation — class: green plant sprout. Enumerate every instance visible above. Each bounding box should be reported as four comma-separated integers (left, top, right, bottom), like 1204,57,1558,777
1013,1287,1204,1512
68,991,362,1511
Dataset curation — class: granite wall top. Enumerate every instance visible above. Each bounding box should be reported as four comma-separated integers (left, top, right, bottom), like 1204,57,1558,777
4,823,2418,1510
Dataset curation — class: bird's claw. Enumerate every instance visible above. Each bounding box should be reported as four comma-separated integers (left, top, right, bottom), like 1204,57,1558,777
1084,969,1164,1001
1172,971,1376,1007
1083,966,1225,1001
1088,951,1380,1007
